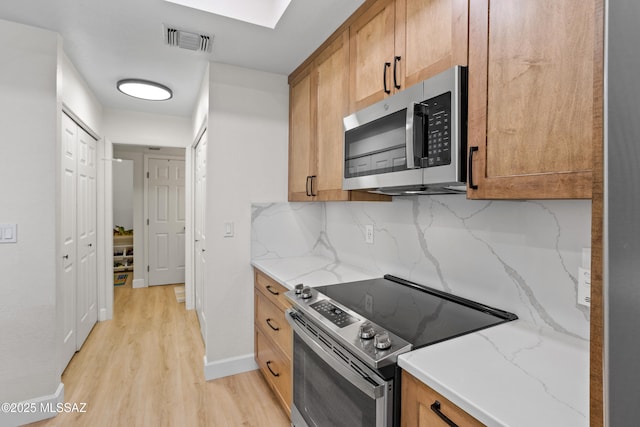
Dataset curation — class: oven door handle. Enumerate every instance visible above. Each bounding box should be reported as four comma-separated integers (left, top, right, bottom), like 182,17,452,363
287,311,385,399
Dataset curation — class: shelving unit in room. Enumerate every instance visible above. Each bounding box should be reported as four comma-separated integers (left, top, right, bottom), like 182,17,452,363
113,234,134,272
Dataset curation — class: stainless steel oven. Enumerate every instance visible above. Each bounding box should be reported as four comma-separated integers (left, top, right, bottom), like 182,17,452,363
287,309,395,427
285,275,517,427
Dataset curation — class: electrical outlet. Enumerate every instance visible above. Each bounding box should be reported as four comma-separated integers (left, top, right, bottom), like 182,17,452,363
365,225,374,244
578,267,591,307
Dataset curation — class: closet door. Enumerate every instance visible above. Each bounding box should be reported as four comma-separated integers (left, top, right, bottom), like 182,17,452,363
60,113,98,372
194,132,207,341
61,114,78,371
76,126,98,349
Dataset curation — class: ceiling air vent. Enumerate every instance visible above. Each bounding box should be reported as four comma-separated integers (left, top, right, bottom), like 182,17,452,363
164,25,212,53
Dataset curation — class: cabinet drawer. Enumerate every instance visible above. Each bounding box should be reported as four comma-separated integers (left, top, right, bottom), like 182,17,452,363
255,327,292,414
254,269,292,311
402,370,484,427
255,290,292,357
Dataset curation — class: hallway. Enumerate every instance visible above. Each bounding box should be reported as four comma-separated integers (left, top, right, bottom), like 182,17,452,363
27,283,289,426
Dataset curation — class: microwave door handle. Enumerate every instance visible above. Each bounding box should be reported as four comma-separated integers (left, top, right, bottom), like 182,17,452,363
406,103,416,169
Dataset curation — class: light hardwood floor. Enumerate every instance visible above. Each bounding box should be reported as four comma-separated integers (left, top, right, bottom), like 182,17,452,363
27,282,289,427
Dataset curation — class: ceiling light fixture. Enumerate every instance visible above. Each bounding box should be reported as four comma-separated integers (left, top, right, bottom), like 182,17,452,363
116,79,173,101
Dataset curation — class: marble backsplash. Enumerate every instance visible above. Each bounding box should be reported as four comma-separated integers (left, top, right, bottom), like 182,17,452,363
251,196,591,340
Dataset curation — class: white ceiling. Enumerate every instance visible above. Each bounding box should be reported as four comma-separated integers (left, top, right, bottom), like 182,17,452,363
0,0,364,117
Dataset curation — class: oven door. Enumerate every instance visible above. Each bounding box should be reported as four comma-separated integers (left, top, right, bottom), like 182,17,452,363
287,309,393,427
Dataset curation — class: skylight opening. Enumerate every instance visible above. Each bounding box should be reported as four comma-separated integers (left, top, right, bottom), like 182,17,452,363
163,0,293,29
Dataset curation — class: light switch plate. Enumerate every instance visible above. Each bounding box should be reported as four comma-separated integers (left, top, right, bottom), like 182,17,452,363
578,267,591,307
0,223,17,243
223,221,234,238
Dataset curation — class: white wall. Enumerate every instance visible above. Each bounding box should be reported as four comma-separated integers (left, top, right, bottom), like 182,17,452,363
0,18,61,412
112,160,134,230
252,198,592,340
192,64,209,141
104,108,191,147
60,53,103,135
203,63,288,376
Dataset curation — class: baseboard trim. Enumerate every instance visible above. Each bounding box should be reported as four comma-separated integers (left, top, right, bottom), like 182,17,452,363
132,278,145,288
98,308,108,321
203,353,258,381
0,383,64,427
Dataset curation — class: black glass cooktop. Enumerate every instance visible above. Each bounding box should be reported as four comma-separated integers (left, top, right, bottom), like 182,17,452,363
315,275,517,349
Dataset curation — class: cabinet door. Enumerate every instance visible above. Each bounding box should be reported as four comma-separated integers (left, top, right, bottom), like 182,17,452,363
467,0,597,199
315,31,351,201
401,371,484,427
288,68,315,201
396,0,468,89
349,0,396,112
255,327,292,414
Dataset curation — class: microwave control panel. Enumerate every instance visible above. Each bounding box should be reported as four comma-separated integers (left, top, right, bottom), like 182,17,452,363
418,92,451,167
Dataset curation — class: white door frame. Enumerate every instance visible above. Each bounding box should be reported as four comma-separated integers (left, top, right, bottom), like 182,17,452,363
101,144,193,320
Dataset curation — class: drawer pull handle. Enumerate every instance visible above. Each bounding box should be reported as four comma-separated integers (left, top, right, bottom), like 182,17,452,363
266,318,280,331
266,361,280,377
265,285,280,296
430,401,459,427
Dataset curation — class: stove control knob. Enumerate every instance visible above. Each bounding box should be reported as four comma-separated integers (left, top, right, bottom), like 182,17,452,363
374,332,392,350
301,286,313,300
294,283,304,295
359,322,376,340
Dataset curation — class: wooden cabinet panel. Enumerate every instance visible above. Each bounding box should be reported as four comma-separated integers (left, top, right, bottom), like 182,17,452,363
254,269,291,311
350,0,469,112
289,29,391,203
255,290,293,357
397,0,469,88
255,327,292,414
316,32,351,201
402,370,484,427
349,0,396,111
289,68,315,201
467,0,599,199
254,268,293,417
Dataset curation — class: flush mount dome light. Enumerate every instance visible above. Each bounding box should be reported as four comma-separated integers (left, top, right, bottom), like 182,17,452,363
117,79,173,101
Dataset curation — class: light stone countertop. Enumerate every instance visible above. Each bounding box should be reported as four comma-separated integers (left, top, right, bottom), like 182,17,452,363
251,255,589,427
251,255,377,290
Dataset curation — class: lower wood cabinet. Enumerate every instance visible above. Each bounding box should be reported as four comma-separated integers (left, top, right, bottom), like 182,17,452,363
254,269,292,416
402,370,484,427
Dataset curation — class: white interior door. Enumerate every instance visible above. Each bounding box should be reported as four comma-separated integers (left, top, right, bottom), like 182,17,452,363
61,114,78,371
148,158,186,286
76,127,97,349
194,132,207,339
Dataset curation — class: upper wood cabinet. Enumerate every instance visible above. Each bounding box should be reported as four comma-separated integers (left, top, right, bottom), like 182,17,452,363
288,67,314,201
288,31,389,202
314,31,352,201
467,0,600,199
349,0,469,112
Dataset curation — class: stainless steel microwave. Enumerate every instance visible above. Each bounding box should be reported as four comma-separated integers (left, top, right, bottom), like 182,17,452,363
342,66,467,195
